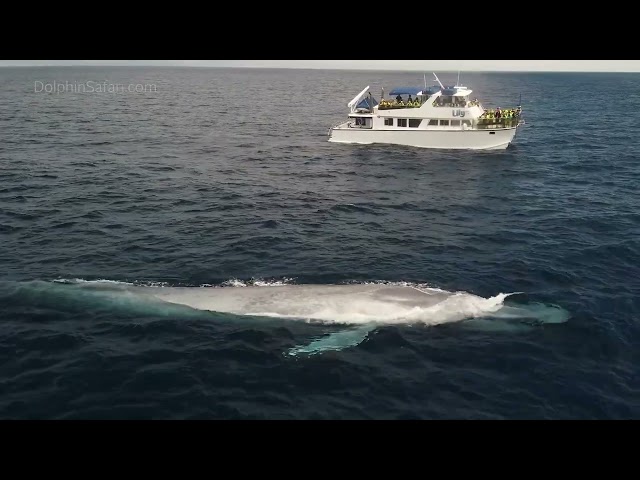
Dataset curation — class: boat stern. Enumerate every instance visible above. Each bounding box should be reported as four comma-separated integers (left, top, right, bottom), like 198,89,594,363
328,120,352,141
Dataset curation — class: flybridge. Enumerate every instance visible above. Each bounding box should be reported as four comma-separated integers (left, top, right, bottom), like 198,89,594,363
388,86,442,96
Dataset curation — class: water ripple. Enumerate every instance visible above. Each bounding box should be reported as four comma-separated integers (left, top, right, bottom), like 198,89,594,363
0,68,638,419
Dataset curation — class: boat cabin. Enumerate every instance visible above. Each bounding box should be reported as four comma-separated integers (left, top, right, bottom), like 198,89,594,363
342,77,519,131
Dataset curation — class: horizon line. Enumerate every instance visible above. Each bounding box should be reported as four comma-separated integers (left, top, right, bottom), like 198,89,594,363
1,64,639,73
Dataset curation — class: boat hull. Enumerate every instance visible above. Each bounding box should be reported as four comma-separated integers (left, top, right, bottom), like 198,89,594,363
328,125,519,150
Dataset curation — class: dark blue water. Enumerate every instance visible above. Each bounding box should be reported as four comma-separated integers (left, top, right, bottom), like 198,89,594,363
1,67,638,419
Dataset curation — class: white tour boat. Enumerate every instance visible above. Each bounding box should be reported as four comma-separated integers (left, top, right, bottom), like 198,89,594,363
328,73,524,150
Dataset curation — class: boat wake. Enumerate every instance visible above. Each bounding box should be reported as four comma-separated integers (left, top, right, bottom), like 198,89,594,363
0,279,571,356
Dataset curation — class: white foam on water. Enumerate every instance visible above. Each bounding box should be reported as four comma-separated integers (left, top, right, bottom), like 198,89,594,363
53,278,136,286
220,277,295,288
53,278,169,287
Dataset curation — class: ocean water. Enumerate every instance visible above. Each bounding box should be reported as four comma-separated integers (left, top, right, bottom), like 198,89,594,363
1,67,638,419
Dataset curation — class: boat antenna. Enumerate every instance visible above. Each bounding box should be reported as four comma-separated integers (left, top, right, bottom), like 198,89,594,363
457,70,460,87
433,72,444,90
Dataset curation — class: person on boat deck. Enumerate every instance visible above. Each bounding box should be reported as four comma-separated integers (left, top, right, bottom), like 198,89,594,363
407,95,413,103
395,94,402,103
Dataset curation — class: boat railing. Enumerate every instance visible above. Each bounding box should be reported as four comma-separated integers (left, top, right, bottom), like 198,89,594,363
476,107,522,128
378,100,422,110
475,118,521,129
433,102,469,108
330,119,373,130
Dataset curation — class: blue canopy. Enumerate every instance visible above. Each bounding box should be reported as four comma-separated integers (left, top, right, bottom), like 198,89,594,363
356,96,378,109
389,87,423,96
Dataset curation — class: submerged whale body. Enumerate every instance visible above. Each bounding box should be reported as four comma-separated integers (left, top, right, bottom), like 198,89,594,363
3,280,571,356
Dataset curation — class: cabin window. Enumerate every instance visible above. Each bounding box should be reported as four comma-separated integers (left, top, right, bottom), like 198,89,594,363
409,119,422,128
451,120,460,126
397,119,407,127
384,118,393,126
462,120,472,127
439,120,449,126
428,119,438,126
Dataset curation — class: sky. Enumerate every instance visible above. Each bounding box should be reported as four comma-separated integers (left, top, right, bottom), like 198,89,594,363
1,60,639,72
